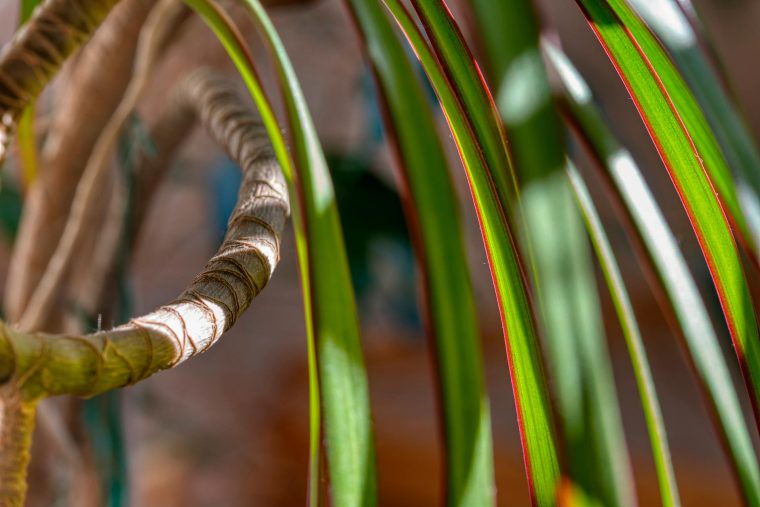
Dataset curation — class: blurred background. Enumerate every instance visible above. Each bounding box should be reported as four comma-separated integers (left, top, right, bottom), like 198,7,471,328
2,0,760,505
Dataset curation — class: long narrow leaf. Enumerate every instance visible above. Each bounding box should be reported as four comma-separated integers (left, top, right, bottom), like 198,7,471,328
626,0,760,256
591,0,756,261
469,2,634,504
381,1,560,505
240,4,377,505
575,0,760,441
182,2,377,505
345,1,495,505
567,161,680,507
546,41,760,504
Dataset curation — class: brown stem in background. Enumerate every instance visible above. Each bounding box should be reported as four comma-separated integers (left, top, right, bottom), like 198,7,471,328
0,0,124,165
19,0,187,332
4,0,152,325
65,84,197,335
62,5,194,335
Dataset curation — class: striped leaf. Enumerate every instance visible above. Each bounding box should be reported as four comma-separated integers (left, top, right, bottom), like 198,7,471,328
626,0,760,258
470,2,634,504
381,1,561,504
547,41,760,504
183,1,377,505
575,0,760,443
345,1,495,505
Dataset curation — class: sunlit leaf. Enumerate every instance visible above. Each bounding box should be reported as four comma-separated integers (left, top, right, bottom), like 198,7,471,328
346,1,495,505
547,40,760,504
381,1,561,504
626,0,760,258
575,0,760,451
183,1,377,505
470,2,635,503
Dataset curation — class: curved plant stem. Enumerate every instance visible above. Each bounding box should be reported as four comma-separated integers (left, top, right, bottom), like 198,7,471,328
184,2,379,504
0,69,291,505
0,0,123,165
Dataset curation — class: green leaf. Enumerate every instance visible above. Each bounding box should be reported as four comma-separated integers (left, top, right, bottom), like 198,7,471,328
381,1,560,505
470,2,635,505
567,160,680,507
576,0,760,447
346,1,495,505
182,2,377,505
626,0,760,258
547,40,760,505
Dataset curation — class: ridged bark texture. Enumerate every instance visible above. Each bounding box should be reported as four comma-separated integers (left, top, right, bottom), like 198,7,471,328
4,0,151,325
0,70,290,505
0,389,36,507
0,0,123,165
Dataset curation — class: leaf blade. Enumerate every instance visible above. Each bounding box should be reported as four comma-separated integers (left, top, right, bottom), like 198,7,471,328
381,1,561,505
345,1,495,505
547,40,760,504
182,2,377,505
575,0,760,448
566,160,680,507
626,0,760,258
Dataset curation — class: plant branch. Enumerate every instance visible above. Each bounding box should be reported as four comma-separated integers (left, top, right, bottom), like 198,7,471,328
0,69,290,505
3,69,289,398
0,388,36,506
0,0,124,166
19,0,187,332
4,0,153,325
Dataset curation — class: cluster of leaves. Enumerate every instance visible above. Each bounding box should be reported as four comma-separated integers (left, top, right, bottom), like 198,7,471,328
9,0,760,506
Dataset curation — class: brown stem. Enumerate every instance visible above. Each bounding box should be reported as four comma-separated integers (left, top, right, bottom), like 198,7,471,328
0,388,36,507
0,70,290,504
4,0,153,325
2,69,289,400
65,80,197,334
19,0,187,332
0,0,124,165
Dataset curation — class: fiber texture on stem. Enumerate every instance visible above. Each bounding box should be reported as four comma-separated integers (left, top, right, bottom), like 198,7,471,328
0,70,290,504
0,0,123,165
5,0,151,325
19,0,186,332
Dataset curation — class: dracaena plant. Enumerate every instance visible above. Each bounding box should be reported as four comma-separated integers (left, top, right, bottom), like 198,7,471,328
0,0,758,506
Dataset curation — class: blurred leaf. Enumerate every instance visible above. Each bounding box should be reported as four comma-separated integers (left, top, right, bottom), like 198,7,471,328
471,2,634,504
567,160,680,507
346,1,495,504
627,0,760,257
19,0,40,24
183,1,377,505
547,40,760,504
575,0,760,451
381,1,560,505
0,174,22,241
